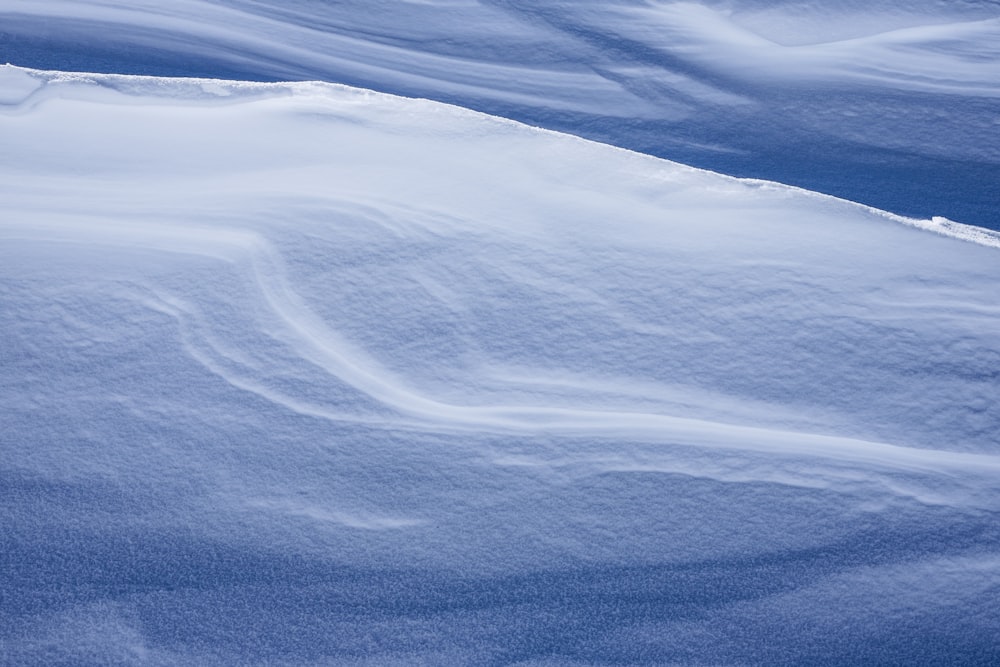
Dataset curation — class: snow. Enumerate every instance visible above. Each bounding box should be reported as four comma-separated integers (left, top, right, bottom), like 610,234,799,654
2,66,999,664
2,1,999,229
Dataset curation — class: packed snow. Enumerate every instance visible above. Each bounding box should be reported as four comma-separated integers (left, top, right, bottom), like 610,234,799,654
2,65,999,664
2,0,999,229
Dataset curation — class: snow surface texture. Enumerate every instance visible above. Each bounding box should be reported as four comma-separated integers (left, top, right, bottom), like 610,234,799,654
2,66,1000,665
2,0,999,230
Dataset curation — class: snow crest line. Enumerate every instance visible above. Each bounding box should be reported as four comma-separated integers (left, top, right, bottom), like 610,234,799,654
5,64,997,249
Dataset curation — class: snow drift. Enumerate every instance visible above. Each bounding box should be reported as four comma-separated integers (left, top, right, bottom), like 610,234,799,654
2,66,999,664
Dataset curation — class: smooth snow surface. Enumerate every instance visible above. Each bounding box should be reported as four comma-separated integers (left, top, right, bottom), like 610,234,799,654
2,0,999,230
2,67,1000,664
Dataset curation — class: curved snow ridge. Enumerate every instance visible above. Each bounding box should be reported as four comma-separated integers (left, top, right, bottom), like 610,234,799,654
4,64,997,251
4,1,999,231
5,213,1000,508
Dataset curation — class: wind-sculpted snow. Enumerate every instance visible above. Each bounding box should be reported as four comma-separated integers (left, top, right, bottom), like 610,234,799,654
2,0,999,230
3,68,1000,664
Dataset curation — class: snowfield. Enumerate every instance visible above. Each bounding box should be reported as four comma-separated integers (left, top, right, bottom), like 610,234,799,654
2,0,999,230
2,65,999,664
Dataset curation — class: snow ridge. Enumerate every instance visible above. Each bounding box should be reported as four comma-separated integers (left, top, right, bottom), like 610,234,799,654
3,0,999,229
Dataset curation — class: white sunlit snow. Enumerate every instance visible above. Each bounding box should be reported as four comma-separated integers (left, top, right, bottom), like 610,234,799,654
2,66,999,664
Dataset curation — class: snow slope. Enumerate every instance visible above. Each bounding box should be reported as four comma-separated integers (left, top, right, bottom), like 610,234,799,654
2,0,999,230
2,66,999,664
